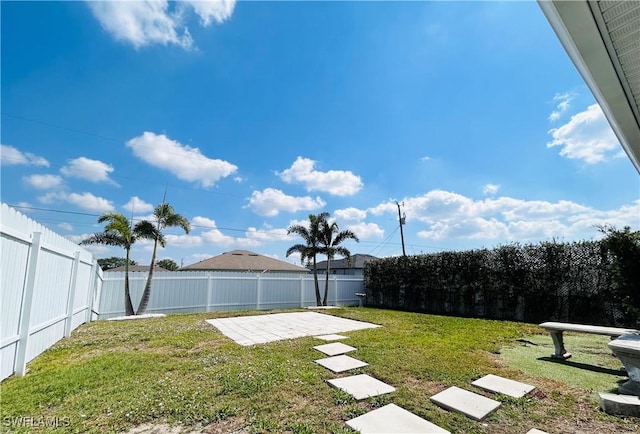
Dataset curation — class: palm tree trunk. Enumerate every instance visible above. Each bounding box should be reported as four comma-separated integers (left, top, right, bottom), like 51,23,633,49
136,237,159,315
323,258,331,306
312,256,322,306
124,249,135,316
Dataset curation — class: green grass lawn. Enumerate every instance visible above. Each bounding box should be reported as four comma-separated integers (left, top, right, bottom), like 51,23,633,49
1,308,638,433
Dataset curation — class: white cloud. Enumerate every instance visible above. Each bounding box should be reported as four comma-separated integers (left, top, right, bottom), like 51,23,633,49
87,0,234,49
190,216,275,248
248,188,326,217
23,174,64,190
482,183,500,196
127,132,237,187
549,92,575,122
335,207,367,222
38,192,114,213
346,221,384,239
58,222,73,231
192,216,217,228
333,207,384,239
371,189,639,244
245,225,292,243
61,157,117,184
1,144,49,167
278,157,363,196
66,233,111,253
15,202,33,211
421,156,432,162
547,104,621,164
182,0,235,26
165,233,203,247
123,196,154,214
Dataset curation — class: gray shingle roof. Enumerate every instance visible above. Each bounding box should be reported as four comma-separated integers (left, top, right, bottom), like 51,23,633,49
313,254,379,270
181,250,308,273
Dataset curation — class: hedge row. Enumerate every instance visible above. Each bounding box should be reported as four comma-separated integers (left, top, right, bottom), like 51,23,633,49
364,233,639,327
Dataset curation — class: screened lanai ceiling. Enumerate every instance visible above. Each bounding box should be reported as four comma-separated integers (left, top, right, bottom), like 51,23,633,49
538,0,640,174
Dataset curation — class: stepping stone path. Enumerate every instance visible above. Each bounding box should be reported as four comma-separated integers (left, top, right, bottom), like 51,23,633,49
472,374,535,398
315,355,368,373
346,403,450,434
312,335,448,432
308,327,539,432
430,386,501,421
313,342,357,356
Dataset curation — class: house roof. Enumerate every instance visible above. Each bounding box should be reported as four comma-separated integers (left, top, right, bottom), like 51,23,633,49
538,0,640,173
105,265,169,272
313,254,379,270
181,250,308,272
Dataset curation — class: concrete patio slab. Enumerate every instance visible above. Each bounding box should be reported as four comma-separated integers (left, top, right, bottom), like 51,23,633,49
328,374,395,400
346,403,449,433
206,311,379,346
315,355,368,373
471,374,535,398
525,430,549,434
430,386,501,421
314,342,357,356
316,334,348,341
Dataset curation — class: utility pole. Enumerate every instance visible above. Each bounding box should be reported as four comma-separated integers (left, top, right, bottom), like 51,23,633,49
396,201,406,256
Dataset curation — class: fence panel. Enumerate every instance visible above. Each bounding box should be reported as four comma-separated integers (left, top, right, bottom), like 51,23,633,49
97,272,364,319
0,204,101,381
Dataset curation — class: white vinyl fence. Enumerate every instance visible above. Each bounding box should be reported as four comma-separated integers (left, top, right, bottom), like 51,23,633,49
98,271,364,319
0,204,102,381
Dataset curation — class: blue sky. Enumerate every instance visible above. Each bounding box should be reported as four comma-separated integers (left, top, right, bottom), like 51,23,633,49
2,1,639,267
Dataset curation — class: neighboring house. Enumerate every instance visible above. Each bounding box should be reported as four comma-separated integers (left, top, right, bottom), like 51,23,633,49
312,254,379,276
105,265,169,272
181,250,308,273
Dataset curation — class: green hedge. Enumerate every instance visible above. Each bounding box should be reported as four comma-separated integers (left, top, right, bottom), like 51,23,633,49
364,230,640,327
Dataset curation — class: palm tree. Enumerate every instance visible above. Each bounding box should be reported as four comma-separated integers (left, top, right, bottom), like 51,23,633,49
319,219,359,306
287,212,329,306
136,202,190,315
81,212,157,316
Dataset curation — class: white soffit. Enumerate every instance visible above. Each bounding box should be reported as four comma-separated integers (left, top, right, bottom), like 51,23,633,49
538,0,640,174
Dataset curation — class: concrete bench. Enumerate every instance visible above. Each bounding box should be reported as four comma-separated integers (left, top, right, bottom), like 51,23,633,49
539,322,638,359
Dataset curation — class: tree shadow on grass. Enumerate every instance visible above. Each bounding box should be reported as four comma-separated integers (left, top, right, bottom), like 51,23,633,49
537,357,627,377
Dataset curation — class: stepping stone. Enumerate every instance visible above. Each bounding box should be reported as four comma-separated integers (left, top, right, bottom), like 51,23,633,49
430,386,500,421
328,374,395,400
314,342,357,356
315,355,368,373
471,374,535,398
315,334,348,341
526,430,548,434
346,403,450,433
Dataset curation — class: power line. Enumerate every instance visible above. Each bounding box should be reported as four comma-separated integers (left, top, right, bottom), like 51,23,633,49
7,203,447,252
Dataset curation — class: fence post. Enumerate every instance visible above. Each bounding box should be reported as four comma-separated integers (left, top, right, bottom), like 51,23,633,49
64,251,81,337
206,274,213,312
334,275,338,306
86,259,97,323
256,274,262,310
300,275,304,308
14,232,41,377
91,265,104,321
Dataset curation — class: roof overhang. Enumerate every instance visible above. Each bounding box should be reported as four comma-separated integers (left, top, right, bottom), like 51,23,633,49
538,0,640,174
